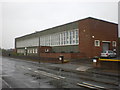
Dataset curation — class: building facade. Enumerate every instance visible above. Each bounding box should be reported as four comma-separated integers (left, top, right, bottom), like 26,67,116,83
15,17,118,59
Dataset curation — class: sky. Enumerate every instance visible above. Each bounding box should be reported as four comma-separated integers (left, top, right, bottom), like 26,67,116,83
0,0,119,49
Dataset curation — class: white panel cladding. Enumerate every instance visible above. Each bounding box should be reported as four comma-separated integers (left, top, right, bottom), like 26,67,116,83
16,37,39,48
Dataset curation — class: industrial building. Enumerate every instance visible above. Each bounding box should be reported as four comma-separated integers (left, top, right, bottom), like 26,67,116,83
15,17,118,59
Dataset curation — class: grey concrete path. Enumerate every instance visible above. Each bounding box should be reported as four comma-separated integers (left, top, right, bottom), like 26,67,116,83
49,63,92,72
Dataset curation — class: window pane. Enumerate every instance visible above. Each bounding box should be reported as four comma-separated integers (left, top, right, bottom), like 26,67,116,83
95,40,100,46
76,29,79,44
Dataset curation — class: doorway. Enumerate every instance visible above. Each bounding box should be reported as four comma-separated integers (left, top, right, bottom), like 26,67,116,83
102,42,110,51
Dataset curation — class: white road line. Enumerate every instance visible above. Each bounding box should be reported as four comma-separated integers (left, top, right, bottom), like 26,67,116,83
34,71,39,73
0,78,12,88
28,68,32,70
52,77,60,80
58,76,66,79
77,83,95,89
34,70,60,79
20,66,65,80
82,82,105,89
42,73,60,80
41,71,62,79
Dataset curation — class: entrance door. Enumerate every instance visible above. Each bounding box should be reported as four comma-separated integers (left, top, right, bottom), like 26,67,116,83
102,42,110,51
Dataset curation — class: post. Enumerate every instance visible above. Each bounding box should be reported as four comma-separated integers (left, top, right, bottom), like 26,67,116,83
92,57,101,68
59,55,64,64
38,37,40,64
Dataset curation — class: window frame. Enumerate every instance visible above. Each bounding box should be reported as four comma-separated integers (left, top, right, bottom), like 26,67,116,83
94,40,100,47
112,41,116,47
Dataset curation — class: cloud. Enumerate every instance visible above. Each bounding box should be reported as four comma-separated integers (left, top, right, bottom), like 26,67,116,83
1,2,118,49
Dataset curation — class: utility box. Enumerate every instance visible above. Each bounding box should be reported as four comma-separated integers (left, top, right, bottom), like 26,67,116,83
59,55,64,63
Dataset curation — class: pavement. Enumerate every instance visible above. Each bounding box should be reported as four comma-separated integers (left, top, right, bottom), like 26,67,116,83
4,55,120,75
40,61,120,77
47,63,92,72
2,56,120,76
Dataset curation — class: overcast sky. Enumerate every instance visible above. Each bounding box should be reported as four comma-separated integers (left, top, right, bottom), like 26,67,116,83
0,0,119,49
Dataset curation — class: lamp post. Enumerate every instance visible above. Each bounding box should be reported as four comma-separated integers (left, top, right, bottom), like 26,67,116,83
38,36,41,88
38,37,40,64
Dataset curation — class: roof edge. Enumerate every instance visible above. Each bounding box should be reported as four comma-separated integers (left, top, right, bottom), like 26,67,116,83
15,17,118,39
85,17,118,25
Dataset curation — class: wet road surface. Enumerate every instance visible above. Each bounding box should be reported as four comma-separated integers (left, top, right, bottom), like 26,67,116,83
1,56,119,89
1,56,85,89
1,56,56,88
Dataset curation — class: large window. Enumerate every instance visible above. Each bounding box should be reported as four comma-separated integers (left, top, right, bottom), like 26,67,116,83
27,49,29,53
40,29,79,46
64,31,66,45
73,30,75,44
75,29,79,44
34,48,37,53
17,49,25,54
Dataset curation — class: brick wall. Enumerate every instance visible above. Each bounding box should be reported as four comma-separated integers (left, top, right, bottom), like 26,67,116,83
40,53,86,59
118,38,120,56
38,46,52,53
78,19,93,58
78,18,118,58
89,18,118,57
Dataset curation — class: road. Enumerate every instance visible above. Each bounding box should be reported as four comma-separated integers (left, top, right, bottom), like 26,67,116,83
1,56,85,89
1,56,120,89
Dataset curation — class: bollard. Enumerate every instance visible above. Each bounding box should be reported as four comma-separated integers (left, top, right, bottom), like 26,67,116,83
8,53,11,56
59,55,64,63
92,57,99,67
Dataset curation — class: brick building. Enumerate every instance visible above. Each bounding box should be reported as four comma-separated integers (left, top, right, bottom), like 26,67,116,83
118,38,120,56
15,17,118,59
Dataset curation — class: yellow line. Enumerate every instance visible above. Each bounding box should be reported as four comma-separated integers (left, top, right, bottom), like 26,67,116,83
99,58,120,62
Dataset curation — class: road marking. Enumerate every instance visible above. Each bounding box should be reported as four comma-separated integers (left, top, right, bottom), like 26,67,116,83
77,82,105,89
82,82,105,89
77,83,95,89
20,66,65,80
28,68,32,70
0,78,12,88
34,71,39,73
34,70,60,80
58,76,65,79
